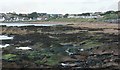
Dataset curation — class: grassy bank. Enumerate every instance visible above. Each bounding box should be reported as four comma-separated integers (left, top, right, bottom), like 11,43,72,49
48,18,97,22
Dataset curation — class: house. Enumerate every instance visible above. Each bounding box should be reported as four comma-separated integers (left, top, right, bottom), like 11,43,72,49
17,17,24,21
2,13,29,21
94,12,103,15
68,14,81,18
49,14,63,18
57,14,64,18
0,17,5,22
3,13,14,21
80,13,103,19
36,13,49,20
23,17,30,21
68,13,103,19
37,15,48,20
0,13,5,22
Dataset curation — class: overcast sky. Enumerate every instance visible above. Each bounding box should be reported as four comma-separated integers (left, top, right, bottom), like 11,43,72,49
0,0,119,14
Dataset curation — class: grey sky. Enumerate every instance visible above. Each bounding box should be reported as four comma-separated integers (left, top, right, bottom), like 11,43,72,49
0,0,119,14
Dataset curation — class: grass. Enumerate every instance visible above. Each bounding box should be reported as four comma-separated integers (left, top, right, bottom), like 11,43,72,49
83,41,102,49
45,54,61,66
3,54,17,61
2,18,97,23
48,18,97,22
34,54,61,66
80,39,102,49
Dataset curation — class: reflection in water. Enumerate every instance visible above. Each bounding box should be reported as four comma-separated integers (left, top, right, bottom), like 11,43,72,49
0,23,65,26
16,47,32,50
0,35,13,48
0,44,10,48
0,35,13,40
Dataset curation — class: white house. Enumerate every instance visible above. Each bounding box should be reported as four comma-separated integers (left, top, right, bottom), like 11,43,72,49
68,13,103,19
81,13,103,19
0,17,5,22
68,14,80,18
0,13,5,22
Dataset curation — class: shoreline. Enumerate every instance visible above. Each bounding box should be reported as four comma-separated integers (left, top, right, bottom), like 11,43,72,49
1,20,118,23
22,21,119,29
0,21,118,29
1,21,70,24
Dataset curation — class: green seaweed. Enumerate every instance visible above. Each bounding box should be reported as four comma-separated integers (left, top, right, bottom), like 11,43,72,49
3,54,17,61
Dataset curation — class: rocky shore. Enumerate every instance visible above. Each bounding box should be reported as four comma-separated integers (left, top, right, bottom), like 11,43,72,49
1,22,119,70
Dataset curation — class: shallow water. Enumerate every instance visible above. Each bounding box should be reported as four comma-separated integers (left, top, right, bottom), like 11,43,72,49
0,35,13,40
0,44,10,48
0,23,65,26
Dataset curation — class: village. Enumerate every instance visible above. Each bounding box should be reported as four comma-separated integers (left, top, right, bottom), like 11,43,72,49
0,11,119,23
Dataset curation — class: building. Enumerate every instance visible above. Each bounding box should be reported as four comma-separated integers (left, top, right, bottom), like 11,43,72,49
49,14,63,18
68,14,81,18
0,13,5,22
68,13,103,19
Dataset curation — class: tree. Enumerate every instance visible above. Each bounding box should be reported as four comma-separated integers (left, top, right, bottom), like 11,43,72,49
103,11,118,19
104,11,115,15
81,13,91,16
63,14,69,18
18,14,27,17
103,13,118,19
38,13,47,16
28,12,38,19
